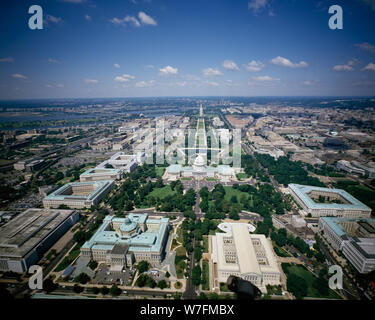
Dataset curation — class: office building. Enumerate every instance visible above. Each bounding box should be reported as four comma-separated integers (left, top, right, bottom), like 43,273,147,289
43,180,114,209
80,167,122,182
0,208,79,272
319,217,375,273
211,224,281,292
289,184,371,218
81,213,169,271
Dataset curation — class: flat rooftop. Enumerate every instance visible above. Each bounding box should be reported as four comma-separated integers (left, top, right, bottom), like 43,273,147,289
0,208,76,258
44,180,113,201
321,217,375,238
289,183,371,211
80,167,120,176
82,214,168,254
215,224,279,275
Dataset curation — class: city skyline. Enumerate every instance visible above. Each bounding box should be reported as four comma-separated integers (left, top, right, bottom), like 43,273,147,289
1,0,375,99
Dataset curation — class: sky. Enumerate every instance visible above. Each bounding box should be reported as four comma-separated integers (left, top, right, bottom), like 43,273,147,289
0,0,375,99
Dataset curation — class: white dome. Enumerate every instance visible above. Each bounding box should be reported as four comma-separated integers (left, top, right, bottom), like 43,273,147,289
194,154,205,167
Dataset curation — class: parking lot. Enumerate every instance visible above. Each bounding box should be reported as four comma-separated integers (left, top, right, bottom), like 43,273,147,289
92,264,133,286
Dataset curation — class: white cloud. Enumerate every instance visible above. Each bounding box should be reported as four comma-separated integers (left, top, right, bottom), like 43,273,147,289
110,12,157,27
302,81,312,85
362,63,375,71
185,74,200,81
355,42,375,53
271,56,308,68
203,80,220,86
225,80,239,87
114,74,135,82
202,67,223,77
170,81,187,87
244,60,265,72
48,58,60,64
252,75,279,81
0,57,14,63
144,65,155,69
12,73,27,80
46,83,64,88
46,15,62,24
124,15,141,27
110,17,125,25
159,65,178,75
347,58,358,66
84,78,99,84
135,80,156,87
85,14,92,21
138,11,157,26
333,64,354,72
222,60,239,71
114,63,120,68
248,0,269,14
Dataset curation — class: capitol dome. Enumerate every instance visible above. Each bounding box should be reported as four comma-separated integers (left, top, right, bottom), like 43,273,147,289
194,154,206,167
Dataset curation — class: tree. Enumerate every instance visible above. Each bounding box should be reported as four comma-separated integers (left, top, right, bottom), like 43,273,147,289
73,230,87,245
230,195,238,203
43,278,57,293
100,286,109,295
286,274,307,299
199,292,208,299
73,284,84,293
194,247,203,261
165,271,170,278
209,292,219,300
136,274,148,287
58,204,70,210
110,284,121,296
88,260,98,270
74,273,90,285
146,276,156,288
229,211,240,220
92,287,100,294
137,260,150,274
192,266,201,286
157,280,167,290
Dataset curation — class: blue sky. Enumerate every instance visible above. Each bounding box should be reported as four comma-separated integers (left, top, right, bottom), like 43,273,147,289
0,0,375,99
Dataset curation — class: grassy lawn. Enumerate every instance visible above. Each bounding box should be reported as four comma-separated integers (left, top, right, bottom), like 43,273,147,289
203,237,209,253
223,186,248,202
175,245,186,257
283,264,341,299
181,177,192,181
236,173,249,180
174,246,188,279
201,260,210,290
55,244,81,272
206,178,217,181
155,167,165,178
148,185,175,199
272,242,292,257
176,226,184,243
